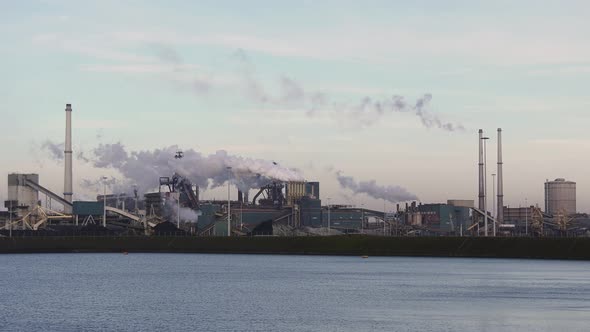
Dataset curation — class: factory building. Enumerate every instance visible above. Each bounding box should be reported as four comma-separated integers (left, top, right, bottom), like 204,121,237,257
5,173,40,217
96,194,142,213
323,207,362,230
410,203,472,233
300,196,322,227
72,201,104,225
305,182,320,199
503,206,535,224
545,178,576,216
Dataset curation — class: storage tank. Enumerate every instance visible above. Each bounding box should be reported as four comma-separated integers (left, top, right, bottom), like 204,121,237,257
544,178,576,215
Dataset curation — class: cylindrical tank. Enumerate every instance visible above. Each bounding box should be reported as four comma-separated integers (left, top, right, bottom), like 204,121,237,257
544,178,576,215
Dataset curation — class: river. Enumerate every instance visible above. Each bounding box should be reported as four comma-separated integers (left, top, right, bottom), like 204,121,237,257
1,254,589,331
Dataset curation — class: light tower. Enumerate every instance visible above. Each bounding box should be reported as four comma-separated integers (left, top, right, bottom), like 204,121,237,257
497,128,504,228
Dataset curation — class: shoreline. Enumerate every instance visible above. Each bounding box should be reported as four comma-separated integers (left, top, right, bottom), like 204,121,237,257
1,236,590,260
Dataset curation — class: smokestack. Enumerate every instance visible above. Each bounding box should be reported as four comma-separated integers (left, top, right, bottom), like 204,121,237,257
497,128,504,225
63,104,73,213
478,129,485,210
238,190,243,204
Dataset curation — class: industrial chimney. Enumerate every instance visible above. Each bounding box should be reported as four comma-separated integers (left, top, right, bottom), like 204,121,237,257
63,104,73,213
497,128,504,225
478,129,485,211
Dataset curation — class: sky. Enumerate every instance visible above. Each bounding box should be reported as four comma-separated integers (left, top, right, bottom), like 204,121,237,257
1,0,589,212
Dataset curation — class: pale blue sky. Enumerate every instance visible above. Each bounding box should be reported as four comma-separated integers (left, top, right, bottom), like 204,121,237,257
1,0,589,211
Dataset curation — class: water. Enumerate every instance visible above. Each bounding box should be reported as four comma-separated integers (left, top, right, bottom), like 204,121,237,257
0,254,589,332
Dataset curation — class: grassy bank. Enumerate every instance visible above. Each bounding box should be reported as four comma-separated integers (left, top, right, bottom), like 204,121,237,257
1,236,589,260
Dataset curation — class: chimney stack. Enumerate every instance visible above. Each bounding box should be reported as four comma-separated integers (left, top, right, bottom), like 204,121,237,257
64,104,73,213
478,129,485,211
497,128,504,225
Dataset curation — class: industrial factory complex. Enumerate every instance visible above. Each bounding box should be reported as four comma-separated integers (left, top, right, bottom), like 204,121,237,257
1,104,588,238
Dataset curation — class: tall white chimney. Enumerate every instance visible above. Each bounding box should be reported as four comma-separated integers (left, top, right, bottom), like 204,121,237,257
64,104,73,213
478,129,485,210
497,128,504,225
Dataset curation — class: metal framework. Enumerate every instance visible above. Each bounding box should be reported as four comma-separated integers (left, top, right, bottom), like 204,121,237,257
2,205,72,231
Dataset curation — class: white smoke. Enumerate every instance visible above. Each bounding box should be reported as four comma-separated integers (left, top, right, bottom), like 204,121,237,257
347,94,464,131
80,176,127,195
152,47,464,132
336,171,418,203
166,196,201,223
41,139,90,162
230,49,464,132
88,143,304,194
41,140,64,160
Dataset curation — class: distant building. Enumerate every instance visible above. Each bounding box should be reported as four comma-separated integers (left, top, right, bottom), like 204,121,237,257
415,203,471,233
503,206,535,224
545,178,576,216
6,173,39,217
447,199,475,209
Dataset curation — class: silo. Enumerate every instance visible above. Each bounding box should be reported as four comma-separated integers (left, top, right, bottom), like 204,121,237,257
544,178,576,215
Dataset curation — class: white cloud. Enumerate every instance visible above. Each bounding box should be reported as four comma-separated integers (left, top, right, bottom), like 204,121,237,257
529,138,590,147
79,63,202,74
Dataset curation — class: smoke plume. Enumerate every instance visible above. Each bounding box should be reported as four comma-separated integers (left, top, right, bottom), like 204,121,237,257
166,196,202,223
336,171,418,203
41,140,64,160
80,176,123,193
88,143,304,194
41,139,91,162
154,47,463,132
230,49,464,132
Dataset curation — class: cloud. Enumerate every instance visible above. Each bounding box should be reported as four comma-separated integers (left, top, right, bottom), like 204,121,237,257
79,64,198,74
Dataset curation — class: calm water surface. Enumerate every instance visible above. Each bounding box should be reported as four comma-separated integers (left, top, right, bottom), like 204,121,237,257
0,253,589,331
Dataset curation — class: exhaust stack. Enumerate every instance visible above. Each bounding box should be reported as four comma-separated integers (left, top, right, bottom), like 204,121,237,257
497,128,504,225
64,104,73,213
478,129,485,210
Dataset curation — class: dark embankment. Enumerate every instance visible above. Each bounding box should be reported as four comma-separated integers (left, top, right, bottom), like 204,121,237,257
1,236,590,260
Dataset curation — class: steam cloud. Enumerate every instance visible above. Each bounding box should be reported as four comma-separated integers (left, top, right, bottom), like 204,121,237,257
336,171,418,203
231,49,464,132
166,196,202,223
88,143,304,194
154,47,464,132
41,140,64,160
40,139,304,196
